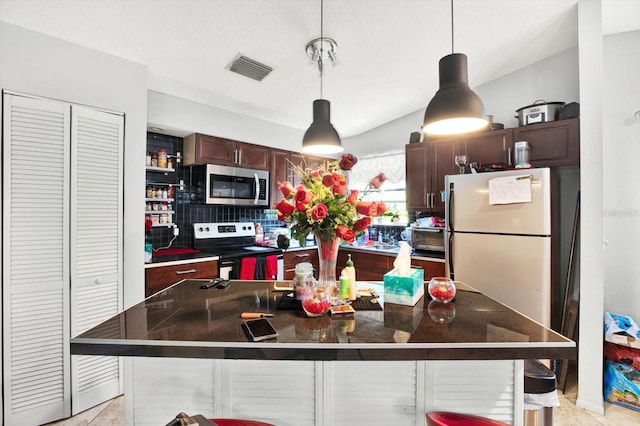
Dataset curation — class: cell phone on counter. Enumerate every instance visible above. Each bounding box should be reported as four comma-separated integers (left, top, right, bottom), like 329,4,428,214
243,318,278,342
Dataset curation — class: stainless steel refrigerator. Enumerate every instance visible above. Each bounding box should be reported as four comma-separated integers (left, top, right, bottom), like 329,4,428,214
445,168,551,327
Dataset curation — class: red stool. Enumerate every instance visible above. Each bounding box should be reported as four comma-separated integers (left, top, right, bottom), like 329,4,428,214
426,411,510,426
210,420,274,426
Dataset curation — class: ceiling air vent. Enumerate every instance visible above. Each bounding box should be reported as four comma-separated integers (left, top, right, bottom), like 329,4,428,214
227,54,273,81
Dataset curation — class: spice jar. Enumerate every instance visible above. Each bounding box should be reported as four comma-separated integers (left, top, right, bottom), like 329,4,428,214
157,149,167,168
146,152,152,167
167,185,174,199
159,213,168,224
167,158,173,169
161,188,168,199
151,153,158,167
146,186,154,198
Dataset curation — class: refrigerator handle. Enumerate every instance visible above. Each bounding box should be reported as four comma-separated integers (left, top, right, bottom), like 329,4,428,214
447,181,455,280
448,182,454,231
448,231,454,280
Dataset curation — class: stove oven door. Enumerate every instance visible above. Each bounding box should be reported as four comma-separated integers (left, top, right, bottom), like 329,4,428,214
218,252,283,280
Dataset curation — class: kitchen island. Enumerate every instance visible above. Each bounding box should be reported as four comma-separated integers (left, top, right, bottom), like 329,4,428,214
71,280,574,425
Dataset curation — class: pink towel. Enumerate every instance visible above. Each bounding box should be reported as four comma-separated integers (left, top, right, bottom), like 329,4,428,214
239,257,257,280
264,255,278,280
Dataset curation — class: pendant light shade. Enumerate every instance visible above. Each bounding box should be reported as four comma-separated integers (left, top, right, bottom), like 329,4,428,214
422,53,487,135
302,0,343,155
302,99,343,154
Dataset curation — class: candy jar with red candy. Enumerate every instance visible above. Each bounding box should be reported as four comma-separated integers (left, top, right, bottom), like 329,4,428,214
428,277,456,303
302,284,331,317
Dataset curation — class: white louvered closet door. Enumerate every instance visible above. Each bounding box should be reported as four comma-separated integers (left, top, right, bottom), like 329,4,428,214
69,105,124,414
2,93,72,425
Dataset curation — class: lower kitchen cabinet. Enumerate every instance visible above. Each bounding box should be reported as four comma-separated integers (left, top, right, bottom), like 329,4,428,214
411,258,446,280
283,248,319,280
337,249,446,283
337,250,392,282
145,260,218,297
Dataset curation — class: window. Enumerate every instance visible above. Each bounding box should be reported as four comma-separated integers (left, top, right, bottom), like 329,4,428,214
348,152,408,225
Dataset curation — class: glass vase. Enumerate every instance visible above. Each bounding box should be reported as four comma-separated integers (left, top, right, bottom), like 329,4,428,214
314,231,340,304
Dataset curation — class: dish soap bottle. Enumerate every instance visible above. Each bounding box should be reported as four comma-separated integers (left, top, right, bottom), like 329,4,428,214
339,269,350,301
345,254,357,301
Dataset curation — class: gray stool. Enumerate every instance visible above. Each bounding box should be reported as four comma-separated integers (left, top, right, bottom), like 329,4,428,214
524,360,557,426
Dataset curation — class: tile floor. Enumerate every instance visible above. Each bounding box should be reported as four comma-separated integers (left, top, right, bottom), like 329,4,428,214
45,367,640,425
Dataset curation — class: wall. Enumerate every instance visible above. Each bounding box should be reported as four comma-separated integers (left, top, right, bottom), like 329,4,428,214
147,90,305,152
0,21,148,308
602,30,640,318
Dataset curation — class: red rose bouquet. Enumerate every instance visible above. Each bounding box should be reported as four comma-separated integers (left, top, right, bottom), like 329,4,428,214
275,153,387,246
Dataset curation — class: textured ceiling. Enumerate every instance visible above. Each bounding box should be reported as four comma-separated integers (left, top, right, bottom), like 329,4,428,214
1,0,638,137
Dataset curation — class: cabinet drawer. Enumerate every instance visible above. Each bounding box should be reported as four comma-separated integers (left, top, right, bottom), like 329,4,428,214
283,249,318,280
411,259,445,281
145,260,218,297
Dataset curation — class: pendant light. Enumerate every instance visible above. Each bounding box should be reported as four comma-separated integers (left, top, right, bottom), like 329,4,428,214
422,0,487,136
302,0,343,155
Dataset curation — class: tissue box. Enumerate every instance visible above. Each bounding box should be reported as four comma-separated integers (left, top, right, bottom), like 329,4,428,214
383,267,424,306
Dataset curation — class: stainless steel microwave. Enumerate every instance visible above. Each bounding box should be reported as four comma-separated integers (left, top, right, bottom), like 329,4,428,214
194,164,269,206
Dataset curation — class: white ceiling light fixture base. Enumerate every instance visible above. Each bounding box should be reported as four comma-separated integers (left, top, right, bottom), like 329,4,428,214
305,37,338,72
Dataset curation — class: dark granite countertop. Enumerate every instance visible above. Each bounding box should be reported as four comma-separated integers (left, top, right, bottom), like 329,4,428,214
71,280,575,361
145,250,219,266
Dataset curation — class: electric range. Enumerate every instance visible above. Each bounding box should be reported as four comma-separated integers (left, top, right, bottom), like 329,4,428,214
192,222,283,280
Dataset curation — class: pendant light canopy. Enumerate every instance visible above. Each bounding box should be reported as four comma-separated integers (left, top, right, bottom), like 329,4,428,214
422,1,487,136
302,0,343,155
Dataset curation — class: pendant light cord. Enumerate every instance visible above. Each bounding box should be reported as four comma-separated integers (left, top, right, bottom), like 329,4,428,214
450,0,454,54
320,0,324,99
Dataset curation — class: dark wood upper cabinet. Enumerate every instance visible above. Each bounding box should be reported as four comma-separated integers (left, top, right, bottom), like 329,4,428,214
405,142,431,211
406,118,580,212
513,118,579,167
430,138,463,212
184,133,270,170
464,129,513,166
270,149,290,208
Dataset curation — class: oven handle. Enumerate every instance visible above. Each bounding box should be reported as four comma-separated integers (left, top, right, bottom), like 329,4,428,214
253,173,260,205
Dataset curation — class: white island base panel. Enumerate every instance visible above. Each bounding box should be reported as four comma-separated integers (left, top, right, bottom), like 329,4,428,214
124,358,525,426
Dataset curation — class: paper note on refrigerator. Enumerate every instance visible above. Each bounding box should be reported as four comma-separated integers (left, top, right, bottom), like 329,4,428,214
488,175,532,205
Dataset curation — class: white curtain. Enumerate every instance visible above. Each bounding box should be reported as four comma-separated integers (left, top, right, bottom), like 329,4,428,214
348,151,405,190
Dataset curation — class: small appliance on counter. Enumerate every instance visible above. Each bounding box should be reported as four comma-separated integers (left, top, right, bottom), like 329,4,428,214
410,226,445,253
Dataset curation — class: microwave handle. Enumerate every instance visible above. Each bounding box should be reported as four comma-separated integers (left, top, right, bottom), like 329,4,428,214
253,173,260,205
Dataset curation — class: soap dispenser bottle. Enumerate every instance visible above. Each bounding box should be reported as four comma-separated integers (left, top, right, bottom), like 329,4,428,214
345,254,357,301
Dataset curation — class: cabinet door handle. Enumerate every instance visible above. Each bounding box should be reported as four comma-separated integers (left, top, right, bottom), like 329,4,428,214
236,149,242,164
175,268,197,275
296,253,310,258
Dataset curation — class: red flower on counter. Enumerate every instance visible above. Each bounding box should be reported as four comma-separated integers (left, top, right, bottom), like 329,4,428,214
338,153,358,171
354,216,371,232
276,198,295,215
336,225,355,244
279,181,295,197
369,172,387,189
275,154,386,246
311,203,328,221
